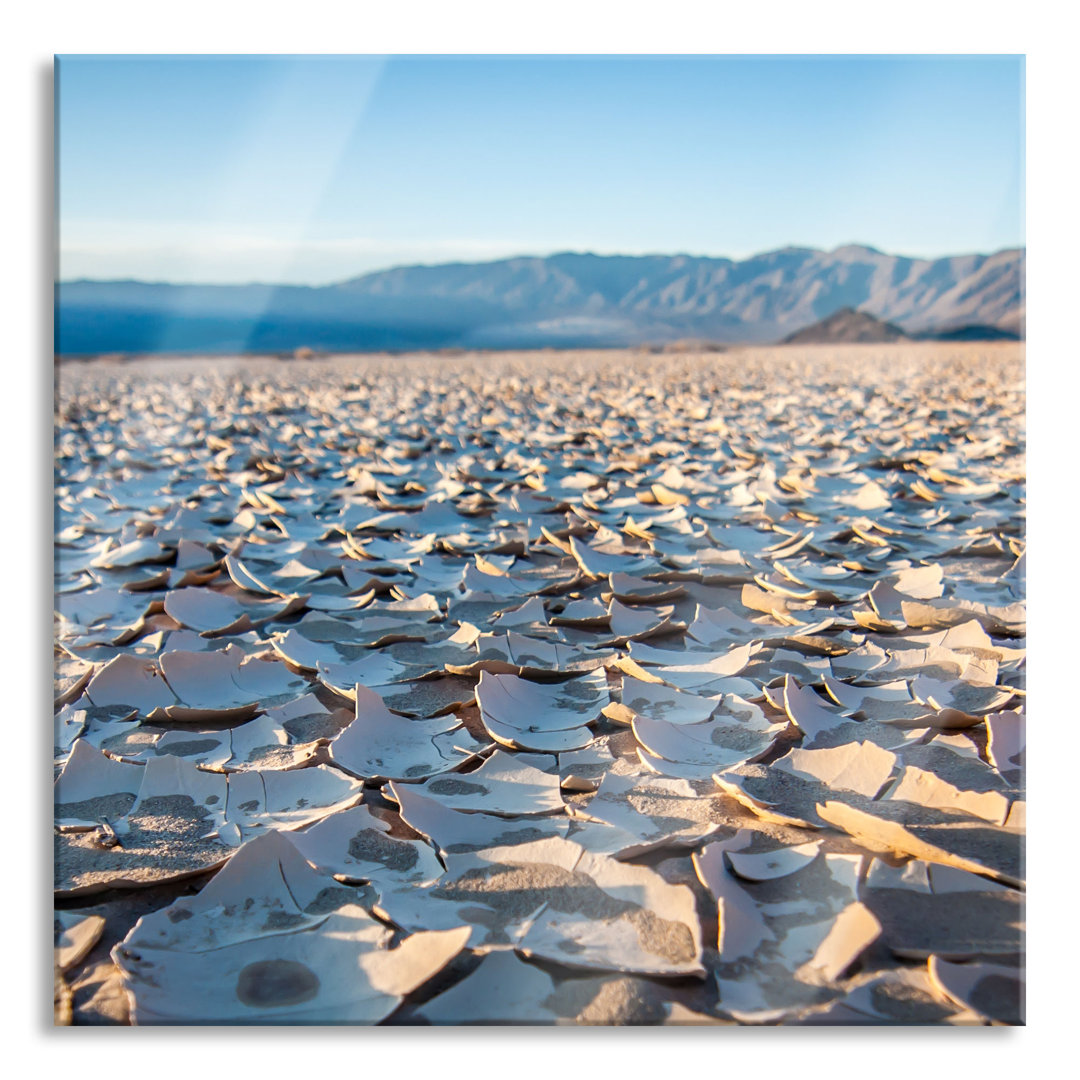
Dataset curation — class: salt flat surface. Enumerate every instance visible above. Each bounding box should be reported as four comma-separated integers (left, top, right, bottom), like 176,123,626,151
53,344,1025,1025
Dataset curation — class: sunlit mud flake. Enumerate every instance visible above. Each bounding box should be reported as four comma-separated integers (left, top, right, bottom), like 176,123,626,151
612,676,722,727
379,623,482,677
767,560,868,603
222,551,324,598
687,604,773,648
872,643,971,685
355,499,478,539
516,845,704,976
53,703,90,763
725,840,823,882
373,676,478,719
288,804,445,888
902,597,1025,636
233,656,311,706
567,771,726,858
549,596,610,628
795,716,934,755
55,755,234,897
735,648,823,690
600,599,685,645
448,630,603,679
90,536,174,571
317,595,444,647
150,728,232,770
928,956,1024,1025
77,710,164,766
886,763,1011,826
693,842,774,960
55,655,95,708
269,627,360,672
389,749,566,816
632,698,784,780
1000,551,1025,600
263,692,352,744
163,587,277,635
861,858,1023,959
329,686,479,783
895,736,1018,798
489,595,551,633
85,654,178,716
383,835,704,975
704,523,790,557
568,535,660,579
304,590,375,614
775,741,898,798
820,675,927,724
219,765,358,840
558,735,624,791
314,649,410,700
711,766,825,830
131,753,230,829
111,830,470,1024
222,553,284,596
782,676,850,742
54,912,106,973
829,642,890,680
415,950,564,1025
740,582,802,623
715,741,897,830
707,851,866,1020
461,560,532,599
154,648,260,722
633,747,720,783
393,784,572,856
908,617,1008,657
371,836,570,946
796,902,882,984
154,626,258,655
608,573,687,605
346,533,436,570
112,564,175,592
909,675,1016,727
675,547,760,586
222,714,320,772
476,669,607,753
502,630,602,672
628,642,763,694
816,800,1023,887
985,709,1025,774
867,566,946,625
54,739,143,828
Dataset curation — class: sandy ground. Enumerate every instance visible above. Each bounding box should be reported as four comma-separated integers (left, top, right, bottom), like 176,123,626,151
53,343,1025,1025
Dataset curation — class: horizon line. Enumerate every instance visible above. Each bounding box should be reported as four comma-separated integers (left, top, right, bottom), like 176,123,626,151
56,241,1026,290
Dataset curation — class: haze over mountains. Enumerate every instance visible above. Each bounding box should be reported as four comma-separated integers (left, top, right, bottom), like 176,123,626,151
56,244,1024,355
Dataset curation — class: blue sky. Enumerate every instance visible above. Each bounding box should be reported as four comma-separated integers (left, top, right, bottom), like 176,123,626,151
57,54,1025,284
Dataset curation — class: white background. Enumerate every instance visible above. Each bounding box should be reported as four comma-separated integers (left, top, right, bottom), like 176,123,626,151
4,1,1067,1072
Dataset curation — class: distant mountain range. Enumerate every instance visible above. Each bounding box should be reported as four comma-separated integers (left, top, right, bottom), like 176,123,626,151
55,244,1025,355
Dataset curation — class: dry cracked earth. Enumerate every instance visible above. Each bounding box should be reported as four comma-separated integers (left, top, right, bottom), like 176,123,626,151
53,343,1025,1026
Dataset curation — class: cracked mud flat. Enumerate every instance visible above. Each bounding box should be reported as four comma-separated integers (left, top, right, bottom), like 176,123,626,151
53,343,1025,1025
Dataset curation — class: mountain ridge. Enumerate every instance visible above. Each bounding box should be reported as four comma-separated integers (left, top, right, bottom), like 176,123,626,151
56,244,1025,355
780,307,912,345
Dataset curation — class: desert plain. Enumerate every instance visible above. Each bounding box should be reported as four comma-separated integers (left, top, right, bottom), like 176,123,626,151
53,342,1025,1025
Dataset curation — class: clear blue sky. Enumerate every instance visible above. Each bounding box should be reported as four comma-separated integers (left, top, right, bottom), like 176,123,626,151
57,54,1025,284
